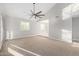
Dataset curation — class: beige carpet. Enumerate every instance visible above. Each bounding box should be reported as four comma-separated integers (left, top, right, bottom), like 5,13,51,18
0,36,79,56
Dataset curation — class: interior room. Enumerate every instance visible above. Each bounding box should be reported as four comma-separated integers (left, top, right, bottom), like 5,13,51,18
0,3,79,56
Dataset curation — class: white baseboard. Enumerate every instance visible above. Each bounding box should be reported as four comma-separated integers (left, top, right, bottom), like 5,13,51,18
6,34,38,40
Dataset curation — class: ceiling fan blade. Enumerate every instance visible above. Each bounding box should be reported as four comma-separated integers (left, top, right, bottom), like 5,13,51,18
37,14,45,16
36,11,42,14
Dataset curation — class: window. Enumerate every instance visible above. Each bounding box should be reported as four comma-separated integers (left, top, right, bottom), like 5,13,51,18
72,4,79,12
6,31,13,39
61,29,72,43
62,4,73,20
40,20,49,31
62,4,79,20
40,23,45,31
20,21,30,31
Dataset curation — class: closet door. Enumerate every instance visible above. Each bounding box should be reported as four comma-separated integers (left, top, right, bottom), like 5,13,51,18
0,15,3,50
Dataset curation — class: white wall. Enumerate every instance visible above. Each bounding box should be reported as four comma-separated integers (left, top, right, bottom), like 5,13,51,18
43,3,72,43
4,16,39,39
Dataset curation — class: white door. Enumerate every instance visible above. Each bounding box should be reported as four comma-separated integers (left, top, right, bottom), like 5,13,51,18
0,15,3,50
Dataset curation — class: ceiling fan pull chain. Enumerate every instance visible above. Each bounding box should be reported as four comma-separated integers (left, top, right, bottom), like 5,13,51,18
33,3,35,14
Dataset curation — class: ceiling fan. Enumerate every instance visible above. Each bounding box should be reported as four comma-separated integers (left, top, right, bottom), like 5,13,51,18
29,3,45,20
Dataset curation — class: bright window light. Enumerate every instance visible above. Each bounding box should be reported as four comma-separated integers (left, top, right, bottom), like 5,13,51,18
40,20,49,23
62,4,73,20
40,20,49,32
8,47,24,56
62,4,79,20
20,21,30,31
40,24,45,31
72,42,79,48
10,31,13,39
61,29,72,43
6,31,9,39
72,4,79,12
10,44,40,56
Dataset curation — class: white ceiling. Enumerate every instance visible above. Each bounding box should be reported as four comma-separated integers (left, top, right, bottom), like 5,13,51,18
0,3,55,19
